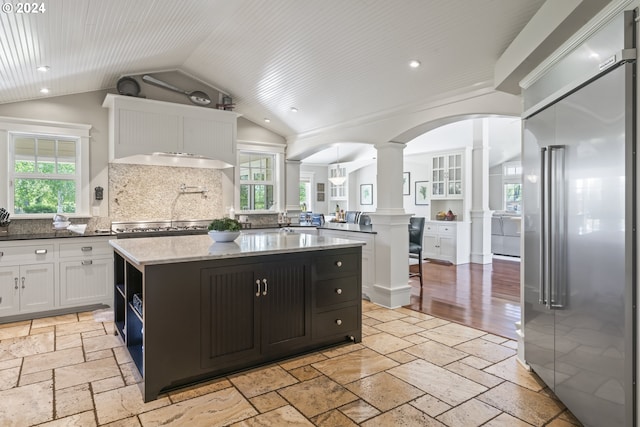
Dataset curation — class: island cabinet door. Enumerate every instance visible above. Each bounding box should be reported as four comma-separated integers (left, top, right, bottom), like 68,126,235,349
257,259,312,355
200,264,261,368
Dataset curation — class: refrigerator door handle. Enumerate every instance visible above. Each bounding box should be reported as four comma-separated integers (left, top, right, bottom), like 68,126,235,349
542,147,553,308
539,147,549,306
549,146,566,309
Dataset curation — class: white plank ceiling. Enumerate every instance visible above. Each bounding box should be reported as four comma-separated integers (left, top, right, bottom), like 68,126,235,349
0,0,544,147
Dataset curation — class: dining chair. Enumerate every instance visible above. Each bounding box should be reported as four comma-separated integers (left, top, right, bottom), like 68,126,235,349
409,217,425,297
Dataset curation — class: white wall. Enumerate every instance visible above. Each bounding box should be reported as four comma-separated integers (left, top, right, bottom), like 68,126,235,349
299,164,329,214
0,72,284,222
489,164,503,211
403,153,431,218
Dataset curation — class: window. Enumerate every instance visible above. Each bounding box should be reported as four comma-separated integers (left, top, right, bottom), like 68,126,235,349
10,133,81,215
239,152,275,210
503,161,522,213
299,171,314,211
0,117,90,218
504,183,522,213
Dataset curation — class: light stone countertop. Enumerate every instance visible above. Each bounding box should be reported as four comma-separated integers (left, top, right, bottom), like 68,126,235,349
109,232,365,266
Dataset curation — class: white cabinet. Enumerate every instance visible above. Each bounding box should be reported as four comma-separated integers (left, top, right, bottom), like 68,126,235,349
0,243,55,316
422,221,470,265
103,93,237,166
318,228,374,297
0,237,113,321
59,239,114,307
328,165,347,200
431,151,464,199
0,264,55,316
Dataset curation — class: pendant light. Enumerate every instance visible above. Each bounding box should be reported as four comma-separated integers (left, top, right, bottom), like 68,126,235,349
328,144,347,186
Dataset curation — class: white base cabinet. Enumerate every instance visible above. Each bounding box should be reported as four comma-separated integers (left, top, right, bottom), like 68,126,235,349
0,236,113,321
0,263,55,316
423,221,470,265
317,228,375,297
60,258,113,307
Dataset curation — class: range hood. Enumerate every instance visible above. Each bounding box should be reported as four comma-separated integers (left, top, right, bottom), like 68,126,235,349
111,152,234,169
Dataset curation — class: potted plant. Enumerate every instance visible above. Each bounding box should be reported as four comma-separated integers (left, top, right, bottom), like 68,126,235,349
207,217,242,242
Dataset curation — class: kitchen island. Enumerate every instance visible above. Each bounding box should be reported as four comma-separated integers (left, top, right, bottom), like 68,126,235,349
109,232,363,402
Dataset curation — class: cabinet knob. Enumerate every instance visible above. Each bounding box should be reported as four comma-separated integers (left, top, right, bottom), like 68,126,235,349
81,246,93,252
335,288,342,295
336,261,342,267
335,319,342,326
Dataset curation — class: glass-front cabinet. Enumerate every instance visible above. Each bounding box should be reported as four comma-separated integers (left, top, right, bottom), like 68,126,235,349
431,151,463,199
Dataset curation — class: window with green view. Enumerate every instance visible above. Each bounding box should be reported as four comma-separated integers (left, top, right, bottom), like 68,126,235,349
11,135,79,214
239,152,275,210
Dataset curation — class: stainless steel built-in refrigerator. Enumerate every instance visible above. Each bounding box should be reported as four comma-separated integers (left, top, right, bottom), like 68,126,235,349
523,10,635,427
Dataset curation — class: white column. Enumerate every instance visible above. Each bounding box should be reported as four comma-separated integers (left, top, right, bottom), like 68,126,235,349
285,160,301,216
470,119,493,264
368,141,412,308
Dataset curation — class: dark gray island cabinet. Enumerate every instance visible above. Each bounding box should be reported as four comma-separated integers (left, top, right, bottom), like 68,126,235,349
110,233,363,402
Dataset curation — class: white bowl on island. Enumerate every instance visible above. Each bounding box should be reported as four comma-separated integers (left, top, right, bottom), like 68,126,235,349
208,230,241,242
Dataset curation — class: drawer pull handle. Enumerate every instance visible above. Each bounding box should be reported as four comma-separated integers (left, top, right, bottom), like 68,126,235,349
82,260,93,266
81,246,93,252
255,279,261,297
336,288,342,295
335,319,342,326
14,277,18,290
262,278,268,296
336,261,342,267
0,251,3,257
35,249,47,255
21,277,25,289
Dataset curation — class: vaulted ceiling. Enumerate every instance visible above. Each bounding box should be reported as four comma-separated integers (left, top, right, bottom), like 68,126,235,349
0,0,606,166
0,0,546,144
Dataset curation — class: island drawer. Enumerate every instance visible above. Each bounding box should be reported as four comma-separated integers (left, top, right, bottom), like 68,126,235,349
313,306,359,339
314,252,359,279
315,276,359,308
0,244,55,264
59,241,113,258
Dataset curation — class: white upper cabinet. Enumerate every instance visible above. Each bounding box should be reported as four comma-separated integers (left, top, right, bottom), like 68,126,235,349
431,151,464,199
103,94,238,167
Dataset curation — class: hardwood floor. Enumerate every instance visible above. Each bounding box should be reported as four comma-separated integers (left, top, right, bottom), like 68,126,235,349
405,257,521,340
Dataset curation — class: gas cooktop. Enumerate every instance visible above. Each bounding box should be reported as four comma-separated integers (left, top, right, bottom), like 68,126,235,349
112,220,211,238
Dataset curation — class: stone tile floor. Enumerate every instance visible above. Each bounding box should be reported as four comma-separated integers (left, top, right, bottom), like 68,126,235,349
0,301,583,426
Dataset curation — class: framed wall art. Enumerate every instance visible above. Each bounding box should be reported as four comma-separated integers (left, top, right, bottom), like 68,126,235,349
360,184,373,205
403,172,410,195
415,181,429,205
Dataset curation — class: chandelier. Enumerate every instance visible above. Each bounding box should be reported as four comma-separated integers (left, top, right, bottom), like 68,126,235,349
328,144,347,186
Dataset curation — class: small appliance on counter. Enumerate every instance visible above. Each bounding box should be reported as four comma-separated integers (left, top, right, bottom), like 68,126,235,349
52,214,71,230
0,207,10,234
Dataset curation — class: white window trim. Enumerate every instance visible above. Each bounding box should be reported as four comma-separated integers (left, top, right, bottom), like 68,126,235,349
236,140,285,213
0,117,91,218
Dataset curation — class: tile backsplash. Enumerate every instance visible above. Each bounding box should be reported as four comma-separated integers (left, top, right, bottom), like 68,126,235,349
109,163,224,221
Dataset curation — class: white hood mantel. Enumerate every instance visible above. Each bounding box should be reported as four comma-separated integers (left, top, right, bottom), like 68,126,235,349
103,93,237,169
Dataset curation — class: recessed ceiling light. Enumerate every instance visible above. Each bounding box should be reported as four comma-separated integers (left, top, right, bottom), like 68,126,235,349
264,118,271,123
409,60,421,68
37,65,50,72
290,107,298,113
40,88,50,94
